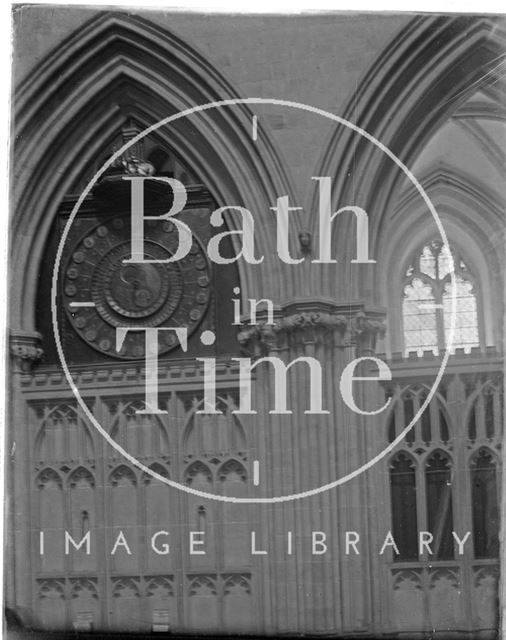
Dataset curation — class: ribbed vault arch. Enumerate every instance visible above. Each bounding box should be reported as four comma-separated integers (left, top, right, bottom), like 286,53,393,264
305,15,506,302
11,12,297,333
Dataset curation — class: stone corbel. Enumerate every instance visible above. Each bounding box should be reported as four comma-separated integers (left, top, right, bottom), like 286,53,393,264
238,311,349,355
9,331,44,373
238,307,386,356
237,323,278,356
348,310,387,355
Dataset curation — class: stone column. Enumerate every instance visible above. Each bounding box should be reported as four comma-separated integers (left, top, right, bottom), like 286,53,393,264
238,304,386,634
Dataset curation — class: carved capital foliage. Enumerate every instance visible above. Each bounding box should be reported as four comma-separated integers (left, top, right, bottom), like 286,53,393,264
10,331,44,373
237,311,347,354
349,310,387,355
238,306,386,356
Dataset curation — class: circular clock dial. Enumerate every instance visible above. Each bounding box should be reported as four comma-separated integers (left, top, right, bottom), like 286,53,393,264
62,216,211,359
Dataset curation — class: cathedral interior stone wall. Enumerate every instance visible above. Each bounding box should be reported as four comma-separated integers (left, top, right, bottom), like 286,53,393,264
8,7,505,637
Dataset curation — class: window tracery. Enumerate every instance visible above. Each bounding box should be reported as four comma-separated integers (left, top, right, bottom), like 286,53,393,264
389,453,418,560
386,386,450,447
425,451,454,560
389,449,455,561
183,395,246,455
185,461,213,485
402,241,479,355
470,447,499,559
467,381,503,444
388,378,501,567
109,400,170,460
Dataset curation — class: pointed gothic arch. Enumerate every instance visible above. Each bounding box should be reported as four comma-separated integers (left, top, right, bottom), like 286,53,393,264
306,15,506,300
377,164,503,354
67,466,95,489
466,380,503,444
34,403,95,461
182,395,247,454
386,384,452,446
11,12,297,334
35,467,63,490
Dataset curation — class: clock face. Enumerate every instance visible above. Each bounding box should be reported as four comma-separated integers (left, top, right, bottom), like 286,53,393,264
62,216,211,359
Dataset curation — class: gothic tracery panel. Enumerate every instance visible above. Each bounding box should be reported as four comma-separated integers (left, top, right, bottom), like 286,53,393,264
223,574,253,631
109,466,139,573
37,468,65,573
473,566,499,629
386,385,451,447
219,460,250,567
467,380,503,444
470,447,499,558
34,404,94,463
425,450,454,560
183,395,246,455
145,576,175,632
70,578,99,631
389,452,417,561
428,568,463,630
402,242,480,355
109,400,171,460
187,575,219,633
110,578,142,632
185,461,215,569
391,570,424,630
68,467,96,572
37,579,66,631
143,463,174,572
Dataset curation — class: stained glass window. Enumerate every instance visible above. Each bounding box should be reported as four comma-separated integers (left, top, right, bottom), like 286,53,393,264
402,241,479,355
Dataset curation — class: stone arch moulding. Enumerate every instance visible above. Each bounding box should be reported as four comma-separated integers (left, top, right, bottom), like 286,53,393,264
11,11,297,334
307,15,506,300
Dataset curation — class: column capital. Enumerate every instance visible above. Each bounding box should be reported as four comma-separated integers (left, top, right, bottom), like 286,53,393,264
237,302,386,355
349,310,387,356
9,330,44,373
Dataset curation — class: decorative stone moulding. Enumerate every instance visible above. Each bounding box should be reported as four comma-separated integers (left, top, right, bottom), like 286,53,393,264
237,305,386,356
10,330,44,372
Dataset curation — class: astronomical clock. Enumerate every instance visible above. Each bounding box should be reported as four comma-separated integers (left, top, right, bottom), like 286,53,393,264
37,131,240,366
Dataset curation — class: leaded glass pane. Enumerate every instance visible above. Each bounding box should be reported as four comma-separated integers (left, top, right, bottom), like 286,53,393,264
442,277,479,353
403,278,438,355
419,245,436,278
402,243,480,355
437,244,453,279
